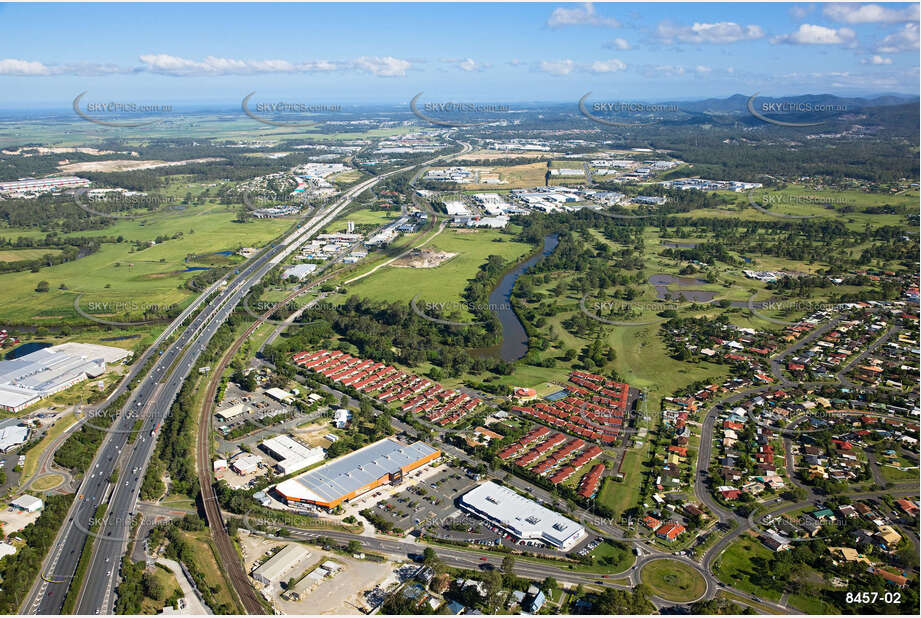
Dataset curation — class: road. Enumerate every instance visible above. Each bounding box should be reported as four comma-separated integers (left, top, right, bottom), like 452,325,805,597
24,148,440,615
193,142,473,613
693,307,918,612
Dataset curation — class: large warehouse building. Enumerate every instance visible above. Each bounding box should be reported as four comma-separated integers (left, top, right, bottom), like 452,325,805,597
273,438,440,509
459,481,587,550
0,343,130,412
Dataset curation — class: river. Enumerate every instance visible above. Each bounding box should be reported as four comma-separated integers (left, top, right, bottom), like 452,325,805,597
485,233,559,362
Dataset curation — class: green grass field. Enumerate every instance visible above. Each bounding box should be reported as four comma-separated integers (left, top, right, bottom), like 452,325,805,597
714,537,782,602
342,228,533,314
0,204,292,323
0,248,64,262
640,559,707,602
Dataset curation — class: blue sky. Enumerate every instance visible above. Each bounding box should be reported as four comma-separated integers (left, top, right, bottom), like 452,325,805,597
0,2,918,107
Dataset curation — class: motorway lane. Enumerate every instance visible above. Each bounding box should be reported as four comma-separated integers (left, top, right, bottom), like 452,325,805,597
76,236,308,613
23,277,231,614
28,237,302,614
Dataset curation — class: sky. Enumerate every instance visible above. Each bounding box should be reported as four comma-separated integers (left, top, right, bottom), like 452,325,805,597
0,2,918,108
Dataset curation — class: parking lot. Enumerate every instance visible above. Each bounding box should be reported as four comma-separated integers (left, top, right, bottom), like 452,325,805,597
364,467,477,533
364,467,600,558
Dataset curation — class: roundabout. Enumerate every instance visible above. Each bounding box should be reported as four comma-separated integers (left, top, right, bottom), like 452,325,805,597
30,472,66,492
639,558,708,603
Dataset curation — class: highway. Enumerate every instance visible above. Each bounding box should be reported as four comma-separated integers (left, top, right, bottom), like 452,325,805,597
24,238,292,615
26,142,473,615
191,141,473,613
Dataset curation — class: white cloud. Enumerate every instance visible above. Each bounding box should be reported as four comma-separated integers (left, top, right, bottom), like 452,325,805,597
861,55,893,65
875,23,920,52
590,59,626,73
771,24,857,45
538,59,576,75
695,65,712,74
823,3,920,24
138,54,345,76
353,56,411,77
0,59,130,76
547,3,619,28
132,54,411,77
441,57,488,72
657,21,765,44
0,58,51,75
655,65,686,76
789,5,812,20
604,37,632,50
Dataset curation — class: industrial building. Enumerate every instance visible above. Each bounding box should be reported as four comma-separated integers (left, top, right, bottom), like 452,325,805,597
231,452,263,475
260,435,325,475
0,422,29,452
0,176,90,195
459,481,586,550
0,343,130,412
10,494,43,513
273,438,440,509
216,403,250,421
281,263,318,281
265,387,295,404
250,543,311,589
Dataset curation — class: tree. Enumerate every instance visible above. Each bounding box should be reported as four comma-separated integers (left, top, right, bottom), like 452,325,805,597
143,572,165,601
501,555,515,575
347,539,363,554
422,546,438,565
35,280,49,292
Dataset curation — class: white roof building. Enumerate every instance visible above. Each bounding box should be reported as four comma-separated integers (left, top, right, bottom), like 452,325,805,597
333,408,351,428
0,344,128,413
0,423,29,452
261,435,325,475
0,542,16,559
216,403,249,421
265,387,295,404
231,453,263,475
282,263,318,281
11,494,43,512
443,201,471,216
459,481,586,549
251,543,311,588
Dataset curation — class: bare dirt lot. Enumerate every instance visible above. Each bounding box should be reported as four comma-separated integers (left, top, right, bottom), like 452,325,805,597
292,422,336,448
456,150,560,161
2,146,138,156
238,534,397,615
392,248,457,269
57,157,225,173
0,506,41,534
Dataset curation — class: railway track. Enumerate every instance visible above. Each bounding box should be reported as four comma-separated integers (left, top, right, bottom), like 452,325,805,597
195,280,321,613
195,146,471,613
